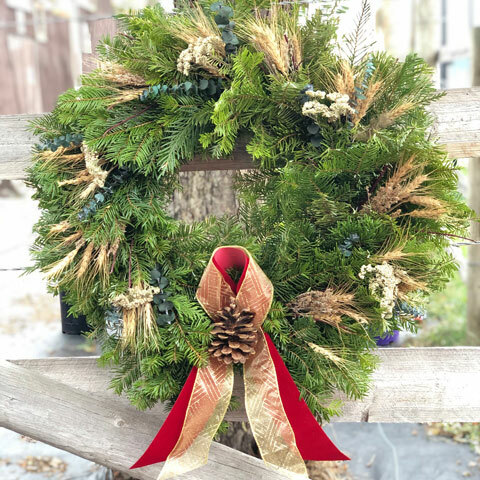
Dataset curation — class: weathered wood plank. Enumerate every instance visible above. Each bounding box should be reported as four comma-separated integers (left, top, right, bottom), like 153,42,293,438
82,18,118,75
2,348,480,478
0,113,38,180
428,87,480,158
8,346,480,423
0,359,288,480
9,356,248,422
1,87,480,180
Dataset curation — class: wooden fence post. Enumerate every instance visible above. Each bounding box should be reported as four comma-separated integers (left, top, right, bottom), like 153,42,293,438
467,27,480,345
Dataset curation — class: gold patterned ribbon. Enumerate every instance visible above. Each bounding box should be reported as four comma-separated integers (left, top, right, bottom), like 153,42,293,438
131,246,348,479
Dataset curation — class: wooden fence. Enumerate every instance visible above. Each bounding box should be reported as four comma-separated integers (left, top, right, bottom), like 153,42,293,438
1,89,480,479
1,86,480,180
1,18,480,480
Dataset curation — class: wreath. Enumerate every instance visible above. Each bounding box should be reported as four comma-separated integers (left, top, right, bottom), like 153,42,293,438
28,0,470,459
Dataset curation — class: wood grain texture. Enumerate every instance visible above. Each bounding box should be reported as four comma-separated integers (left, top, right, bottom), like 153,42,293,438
428,87,480,158
1,87,480,180
3,349,480,478
0,359,287,480
0,113,38,180
7,347,480,423
429,87,480,158
82,18,118,75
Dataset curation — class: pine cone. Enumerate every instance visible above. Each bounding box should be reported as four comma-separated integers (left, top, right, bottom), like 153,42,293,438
209,298,258,365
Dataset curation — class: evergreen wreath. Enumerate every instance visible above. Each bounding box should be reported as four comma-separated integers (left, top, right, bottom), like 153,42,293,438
28,0,472,423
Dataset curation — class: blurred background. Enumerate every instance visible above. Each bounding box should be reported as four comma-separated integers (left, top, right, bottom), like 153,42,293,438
1,0,480,479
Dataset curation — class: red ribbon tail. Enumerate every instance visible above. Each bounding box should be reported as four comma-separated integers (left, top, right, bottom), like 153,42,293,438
264,333,350,461
130,367,198,469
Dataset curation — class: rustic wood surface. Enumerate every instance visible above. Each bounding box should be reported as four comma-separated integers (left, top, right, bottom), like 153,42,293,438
0,359,288,480
0,87,479,180
0,114,38,180
6,346,480,424
428,87,480,158
467,29,480,346
2,347,480,478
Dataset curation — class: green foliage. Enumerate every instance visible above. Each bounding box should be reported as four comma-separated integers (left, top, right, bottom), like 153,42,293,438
343,0,373,66
200,48,269,156
211,1,239,53
139,78,224,102
27,1,473,422
36,133,84,152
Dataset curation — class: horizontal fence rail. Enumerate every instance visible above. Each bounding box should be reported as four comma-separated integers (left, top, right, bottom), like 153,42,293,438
0,358,286,480
1,348,479,478
0,87,480,180
2,348,480,477
4,347,480,424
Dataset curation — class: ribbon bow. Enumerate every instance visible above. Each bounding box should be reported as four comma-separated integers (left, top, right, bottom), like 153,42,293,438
131,246,348,479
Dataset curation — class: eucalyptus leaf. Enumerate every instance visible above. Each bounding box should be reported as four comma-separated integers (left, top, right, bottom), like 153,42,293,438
207,81,217,96
157,301,174,312
214,13,229,25
219,6,233,17
156,312,175,326
210,1,222,11
310,135,323,147
150,268,161,280
222,30,234,43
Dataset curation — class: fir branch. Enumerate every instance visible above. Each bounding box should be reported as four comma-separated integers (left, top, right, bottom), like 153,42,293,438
103,106,153,136
344,0,373,66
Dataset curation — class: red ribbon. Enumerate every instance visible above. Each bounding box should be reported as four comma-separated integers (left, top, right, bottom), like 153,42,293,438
131,247,348,473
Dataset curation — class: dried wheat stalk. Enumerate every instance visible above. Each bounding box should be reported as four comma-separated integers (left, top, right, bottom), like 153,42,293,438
352,80,383,125
290,288,368,331
48,221,71,236
77,241,95,278
112,284,160,347
363,156,428,214
333,61,356,98
43,239,85,279
94,60,146,86
239,5,302,77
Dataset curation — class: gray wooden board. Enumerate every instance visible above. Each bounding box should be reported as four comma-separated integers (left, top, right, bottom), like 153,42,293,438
6,346,480,424
0,114,38,180
2,348,480,478
1,87,480,179
0,359,289,480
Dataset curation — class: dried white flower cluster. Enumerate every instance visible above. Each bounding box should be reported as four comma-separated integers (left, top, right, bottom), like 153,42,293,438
112,284,160,310
84,144,108,186
302,90,355,123
177,36,224,76
359,262,404,319
57,143,109,198
80,142,109,199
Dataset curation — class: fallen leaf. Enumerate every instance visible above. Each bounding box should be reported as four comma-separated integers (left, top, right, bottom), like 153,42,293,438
18,456,67,477
366,454,376,468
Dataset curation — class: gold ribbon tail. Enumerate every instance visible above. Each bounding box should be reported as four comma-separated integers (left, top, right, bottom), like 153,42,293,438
244,330,309,479
158,359,234,479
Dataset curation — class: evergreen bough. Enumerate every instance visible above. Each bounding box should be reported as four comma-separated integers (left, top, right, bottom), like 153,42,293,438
27,0,472,421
